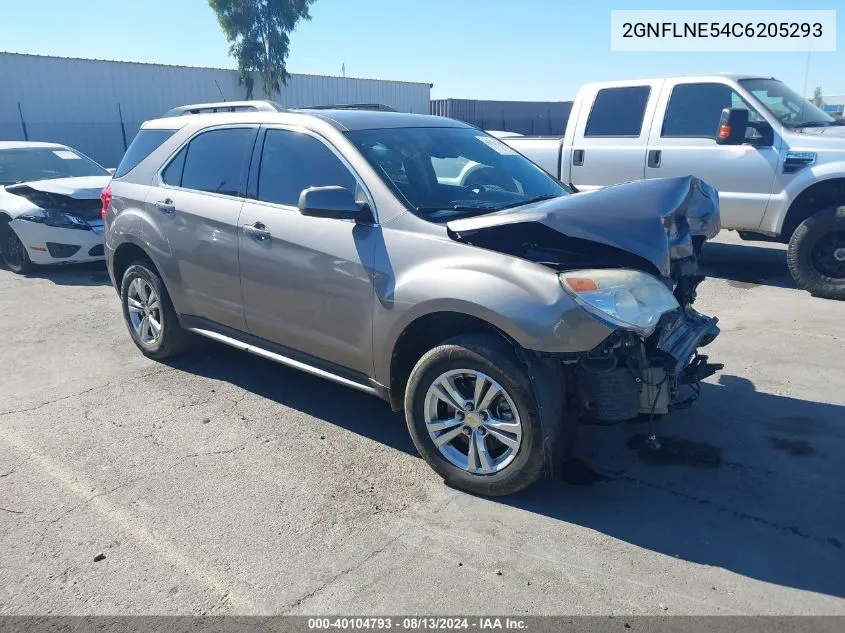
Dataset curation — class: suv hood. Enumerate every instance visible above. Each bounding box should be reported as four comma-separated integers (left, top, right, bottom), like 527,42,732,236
447,176,720,280
4,176,111,200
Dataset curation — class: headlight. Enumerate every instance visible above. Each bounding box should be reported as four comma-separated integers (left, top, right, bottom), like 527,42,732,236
559,269,679,337
19,210,90,230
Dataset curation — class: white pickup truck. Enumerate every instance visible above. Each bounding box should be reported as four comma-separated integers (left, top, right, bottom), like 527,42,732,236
502,74,845,299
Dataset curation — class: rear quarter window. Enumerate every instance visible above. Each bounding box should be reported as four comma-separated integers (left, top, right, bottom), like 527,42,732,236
114,129,175,178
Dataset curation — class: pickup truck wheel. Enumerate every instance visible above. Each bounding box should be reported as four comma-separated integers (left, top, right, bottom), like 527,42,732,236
404,334,545,496
787,206,845,300
120,260,193,359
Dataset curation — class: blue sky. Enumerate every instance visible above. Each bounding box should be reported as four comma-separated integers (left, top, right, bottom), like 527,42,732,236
0,0,842,100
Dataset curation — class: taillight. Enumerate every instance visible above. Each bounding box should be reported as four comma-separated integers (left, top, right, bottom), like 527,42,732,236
100,185,112,221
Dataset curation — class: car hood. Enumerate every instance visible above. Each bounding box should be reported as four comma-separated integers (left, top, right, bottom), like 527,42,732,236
792,125,845,138
4,176,111,200
447,176,720,279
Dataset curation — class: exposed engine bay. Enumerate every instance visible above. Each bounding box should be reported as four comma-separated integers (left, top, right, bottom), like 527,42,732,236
447,175,723,423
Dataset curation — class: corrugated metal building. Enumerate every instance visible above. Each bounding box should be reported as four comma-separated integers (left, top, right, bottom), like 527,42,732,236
0,52,432,166
430,99,573,136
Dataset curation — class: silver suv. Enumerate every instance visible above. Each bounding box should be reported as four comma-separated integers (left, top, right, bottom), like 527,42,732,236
104,101,722,496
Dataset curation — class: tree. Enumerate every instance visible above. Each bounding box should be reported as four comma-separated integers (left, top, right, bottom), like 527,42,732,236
811,86,824,107
208,0,316,99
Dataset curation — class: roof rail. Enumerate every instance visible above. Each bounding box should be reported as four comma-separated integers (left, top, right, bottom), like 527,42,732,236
161,100,286,117
296,103,397,112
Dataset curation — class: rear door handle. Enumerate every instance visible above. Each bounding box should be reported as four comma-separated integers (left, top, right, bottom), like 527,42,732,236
647,149,662,168
243,221,271,241
155,199,175,214
573,149,585,166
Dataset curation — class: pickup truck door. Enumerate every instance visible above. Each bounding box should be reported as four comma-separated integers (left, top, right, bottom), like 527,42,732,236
645,79,779,230
237,126,377,377
566,79,663,191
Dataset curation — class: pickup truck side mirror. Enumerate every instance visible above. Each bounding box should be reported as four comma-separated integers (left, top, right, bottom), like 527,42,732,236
298,186,372,223
716,108,749,145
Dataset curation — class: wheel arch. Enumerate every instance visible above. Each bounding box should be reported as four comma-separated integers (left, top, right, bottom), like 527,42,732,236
780,177,845,241
386,311,520,411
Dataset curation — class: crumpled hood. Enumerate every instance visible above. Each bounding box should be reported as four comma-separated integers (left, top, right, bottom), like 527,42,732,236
4,176,111,200
447,176,720,278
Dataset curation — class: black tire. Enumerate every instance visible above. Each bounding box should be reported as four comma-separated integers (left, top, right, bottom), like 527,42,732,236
120,259,193,359
404,333,546,496
1,220,34,274
787,206,845,300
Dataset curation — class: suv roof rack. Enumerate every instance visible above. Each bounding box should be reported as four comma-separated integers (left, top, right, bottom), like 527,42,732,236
161,100,286,117
296,103,397,112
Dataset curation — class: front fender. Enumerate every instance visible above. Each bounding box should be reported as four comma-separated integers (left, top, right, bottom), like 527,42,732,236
371,252,614,386
760,161,845,235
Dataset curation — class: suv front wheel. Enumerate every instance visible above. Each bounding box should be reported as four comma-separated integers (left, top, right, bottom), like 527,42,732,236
788,206,845,300
120,259,192,359
404,334,546,496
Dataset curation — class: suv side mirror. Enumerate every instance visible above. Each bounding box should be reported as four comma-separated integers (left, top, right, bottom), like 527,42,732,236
716,108,749,145
298,186,371,222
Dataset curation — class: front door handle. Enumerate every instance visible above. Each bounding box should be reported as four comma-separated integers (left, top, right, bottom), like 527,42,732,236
243,221,271,241
573,149,585,166
155,199,175,214
647,149,662,168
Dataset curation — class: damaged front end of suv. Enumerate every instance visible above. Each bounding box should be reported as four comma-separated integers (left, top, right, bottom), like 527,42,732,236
447,175,723,427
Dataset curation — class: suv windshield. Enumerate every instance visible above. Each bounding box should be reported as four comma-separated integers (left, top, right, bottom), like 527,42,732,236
739,78,836,128
345,127,568,220
0,147,108,186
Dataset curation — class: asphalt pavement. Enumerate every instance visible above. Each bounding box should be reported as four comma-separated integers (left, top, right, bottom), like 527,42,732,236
1,232,843,615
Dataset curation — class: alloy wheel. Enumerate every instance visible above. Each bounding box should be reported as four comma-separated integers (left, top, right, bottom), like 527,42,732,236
126,277,163,346
811,230,845,280
424,369,523,475
3,227,25,269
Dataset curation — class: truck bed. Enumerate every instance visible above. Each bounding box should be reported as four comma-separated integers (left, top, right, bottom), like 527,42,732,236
502,136,562,179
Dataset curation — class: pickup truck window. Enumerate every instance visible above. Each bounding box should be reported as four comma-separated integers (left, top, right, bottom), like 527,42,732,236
346,127,567,221
738,78,834,128
662,83,761,138
585,86,650,137
257,129,357,207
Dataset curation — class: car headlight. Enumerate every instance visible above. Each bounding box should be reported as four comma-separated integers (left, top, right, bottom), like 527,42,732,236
559,269,679,337
19,210,90,230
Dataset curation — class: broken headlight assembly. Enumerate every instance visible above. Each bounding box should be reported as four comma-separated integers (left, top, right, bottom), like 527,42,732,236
559,269,679,337
18,209,91,230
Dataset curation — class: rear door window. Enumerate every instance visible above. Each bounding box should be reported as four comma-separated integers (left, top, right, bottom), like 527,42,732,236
114,129,175,178
585,86,651,137
161,147,187,186
180,128,256,197
257,129,357,207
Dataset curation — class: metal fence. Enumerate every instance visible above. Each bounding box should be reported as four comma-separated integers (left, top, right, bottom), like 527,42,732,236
431,99,573,136
1,53,432,167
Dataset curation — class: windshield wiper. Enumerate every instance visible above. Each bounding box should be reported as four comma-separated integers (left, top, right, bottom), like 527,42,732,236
499,194,561,210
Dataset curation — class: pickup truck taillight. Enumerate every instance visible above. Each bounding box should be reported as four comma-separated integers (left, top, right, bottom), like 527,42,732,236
100,185,112,221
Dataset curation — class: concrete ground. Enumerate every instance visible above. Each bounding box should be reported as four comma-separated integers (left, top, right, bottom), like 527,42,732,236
1,232,843,615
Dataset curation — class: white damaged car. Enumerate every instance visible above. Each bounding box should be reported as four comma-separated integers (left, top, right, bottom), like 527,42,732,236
0,141,111,273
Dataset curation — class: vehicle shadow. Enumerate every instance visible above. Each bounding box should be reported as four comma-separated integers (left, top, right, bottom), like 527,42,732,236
0,259,112,287
506,374,845,599
166,339,845,598
698,239,794,290
163,340,415,456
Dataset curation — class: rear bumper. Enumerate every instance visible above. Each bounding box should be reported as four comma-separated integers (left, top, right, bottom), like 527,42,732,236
10,219,105,265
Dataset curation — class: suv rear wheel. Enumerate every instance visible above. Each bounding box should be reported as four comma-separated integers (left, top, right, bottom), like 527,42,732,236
120,260,192,359
787,206,845,300
404,333,545,496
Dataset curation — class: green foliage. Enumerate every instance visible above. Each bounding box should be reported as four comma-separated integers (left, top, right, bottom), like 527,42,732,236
208,0,316,99
811,86,824,107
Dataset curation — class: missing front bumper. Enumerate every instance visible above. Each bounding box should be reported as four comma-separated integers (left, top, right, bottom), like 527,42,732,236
577,308,722,423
